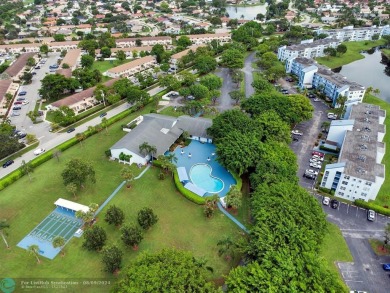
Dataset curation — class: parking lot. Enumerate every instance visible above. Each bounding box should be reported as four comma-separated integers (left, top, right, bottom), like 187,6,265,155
290,95,390,293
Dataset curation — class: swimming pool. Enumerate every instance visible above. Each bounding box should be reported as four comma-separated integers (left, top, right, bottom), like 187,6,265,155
190,164,224,193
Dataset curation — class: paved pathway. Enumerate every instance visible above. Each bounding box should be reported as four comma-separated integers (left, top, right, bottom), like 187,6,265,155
242,52,257,98
217,202,249,233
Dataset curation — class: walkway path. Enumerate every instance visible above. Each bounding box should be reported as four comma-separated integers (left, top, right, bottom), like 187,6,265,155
217,202,249,233
242,52,257,98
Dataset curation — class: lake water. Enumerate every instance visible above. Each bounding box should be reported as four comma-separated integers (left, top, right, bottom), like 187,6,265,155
225,4,268,20
336,49,390,102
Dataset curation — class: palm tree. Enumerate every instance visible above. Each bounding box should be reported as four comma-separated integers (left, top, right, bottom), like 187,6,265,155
139,142,150,157
217,236,235,261
52,236,66,256
121,167,134,188
373,88,381,97
166,153,178,164
28,244,41,263
75,133,86,146
20,160,33,182
148,145,157,162
0,220,10,248
335,95,347,118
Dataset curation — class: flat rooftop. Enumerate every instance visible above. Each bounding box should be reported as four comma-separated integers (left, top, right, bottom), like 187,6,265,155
284,38,339,51
339,103,386,181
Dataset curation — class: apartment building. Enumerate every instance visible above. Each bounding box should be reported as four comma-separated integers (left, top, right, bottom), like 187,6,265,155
277,38,340,62
320,103,386,202
316,25,390,41
285,57,366,108
115,36,172,48
185,33,231,45
170,44,206,67
104,56,157,78
59,49,81,70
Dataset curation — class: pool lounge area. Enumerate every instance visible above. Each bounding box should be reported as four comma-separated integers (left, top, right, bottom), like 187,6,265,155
169,140,236,197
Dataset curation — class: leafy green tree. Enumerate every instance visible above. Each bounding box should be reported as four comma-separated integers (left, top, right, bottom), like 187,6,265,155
102,244,123,273
117,50,126,62
105,205,125,227
221,48,245,69
26,57,36,67
176,36,192,48
39,74,78,101
158,75,181,91
229,90,245,105
120,224,143,249
263,64,286,82
78,39,99,56
0,220,10,248
225,186,242,210
135,39,142,46
0,134,24,159
51,106,76,126
61,158,96,189
151,44,165,63
40,44,49,55
21,72,33,84
52,236,66,256
230,69,243,88
137,207,158,230
121,167,134,188
81,54,94,68
189,84,209,100
113,249,218,292
251,74,274,93
255,110,291,144
287,94,314,123
53,34,65,42
257,52,278,70
217,236,238,261
100,46,111,58
180,71,196,87
28,244,41,263
324,47,337,59
193,55,217,74
336,44,347,56
200,74,222,90
82,225,107,251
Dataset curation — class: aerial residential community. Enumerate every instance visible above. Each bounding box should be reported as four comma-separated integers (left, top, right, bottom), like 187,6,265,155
2,0,390,292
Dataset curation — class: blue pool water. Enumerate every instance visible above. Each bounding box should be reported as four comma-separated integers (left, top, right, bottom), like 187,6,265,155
169,140,236,197
190,164,224,193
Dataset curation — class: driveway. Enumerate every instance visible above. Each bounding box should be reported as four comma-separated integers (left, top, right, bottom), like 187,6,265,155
215,67,235,112
242,52,257,98
290,96,390,293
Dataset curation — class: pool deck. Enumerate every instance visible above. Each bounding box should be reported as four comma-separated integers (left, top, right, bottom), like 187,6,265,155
170,140,236,197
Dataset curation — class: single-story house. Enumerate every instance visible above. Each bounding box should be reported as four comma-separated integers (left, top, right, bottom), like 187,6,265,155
110,114,213,165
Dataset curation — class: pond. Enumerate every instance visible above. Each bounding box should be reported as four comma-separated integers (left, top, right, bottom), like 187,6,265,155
334,49,390,102
225,4,268,20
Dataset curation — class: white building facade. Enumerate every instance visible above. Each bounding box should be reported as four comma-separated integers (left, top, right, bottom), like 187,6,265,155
277,38,340,62
320,103,386,202
316,25,390,41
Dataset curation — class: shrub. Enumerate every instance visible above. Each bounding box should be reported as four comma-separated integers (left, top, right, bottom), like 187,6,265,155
355,199,390,216
319,145,340,153
158,172,165,180
137,207,158,230
173,170,205,204
105,150,112,157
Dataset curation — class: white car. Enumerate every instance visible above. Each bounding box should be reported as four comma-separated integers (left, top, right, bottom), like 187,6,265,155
291,130,303,136
33,148,45,156
314,98,320,102
305,169,318,175
310,162,321,169
312,155,324,161
323,197,330,205
22,100,29,105
309,158,321,164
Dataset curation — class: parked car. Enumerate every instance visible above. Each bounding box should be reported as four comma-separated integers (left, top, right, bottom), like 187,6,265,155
322,197,330,206
330,199,339,209
305,169,319,175
310,162,321,169
18,132,27,139
312,151,324,157
11,111,20,116
310,158,321,164
99,112,107,118
367,209,376,221
66,127,75,133
308,93,316,99
18,91,27,96
312,155,324,161
33,148,45,156
35,66,40,69
14,101,22,105
49,64,59,69
291,130,303,136
22,100,29,105
32,72,37,75
292,136,299,142
2,160,14,168
383,264,390,271
303,173,316,180
16,97,26,101
314,98,321,102
13,106,22,110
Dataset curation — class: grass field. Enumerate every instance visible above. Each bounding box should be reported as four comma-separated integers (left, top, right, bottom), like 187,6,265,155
0,110,240,287
92,59,132,73
316,40,386,69
159,106,184,117
319,222,353,292
363,94,390,207
382,48,390,59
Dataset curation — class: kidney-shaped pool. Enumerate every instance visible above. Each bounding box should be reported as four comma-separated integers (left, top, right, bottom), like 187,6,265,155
189,164,224,194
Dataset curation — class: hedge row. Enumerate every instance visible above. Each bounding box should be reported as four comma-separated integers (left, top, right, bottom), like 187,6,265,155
354,199,390,217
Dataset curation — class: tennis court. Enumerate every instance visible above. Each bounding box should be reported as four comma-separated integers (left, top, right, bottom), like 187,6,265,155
17,207,83,259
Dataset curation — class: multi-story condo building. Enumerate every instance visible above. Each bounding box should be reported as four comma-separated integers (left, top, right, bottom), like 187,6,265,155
320,103,386,202
285,57,365,108
316,25,390,41
277,38,340,62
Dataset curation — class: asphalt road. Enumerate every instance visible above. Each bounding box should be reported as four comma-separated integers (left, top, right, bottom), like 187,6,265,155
215,67,235,112
242,52,256,98
290,93,390,293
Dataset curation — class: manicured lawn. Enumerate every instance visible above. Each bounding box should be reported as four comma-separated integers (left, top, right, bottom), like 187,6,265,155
0,109,240,288
92,59,132,73
159,106,185,117
319,222,353,292
316,40,386,69
363,94,390,207
382,48,390,59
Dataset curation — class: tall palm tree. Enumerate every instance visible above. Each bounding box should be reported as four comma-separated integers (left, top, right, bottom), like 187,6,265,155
52,236,66,256
373,88,381,97
166,153,178,164
139,142,150,157
148,145,157,162
0,220,10,248
28,244,41,263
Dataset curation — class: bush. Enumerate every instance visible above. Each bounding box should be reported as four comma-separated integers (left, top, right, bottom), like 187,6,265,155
173,170,205,204
355,199,390,216
105,150,112,157
319,145,340,153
